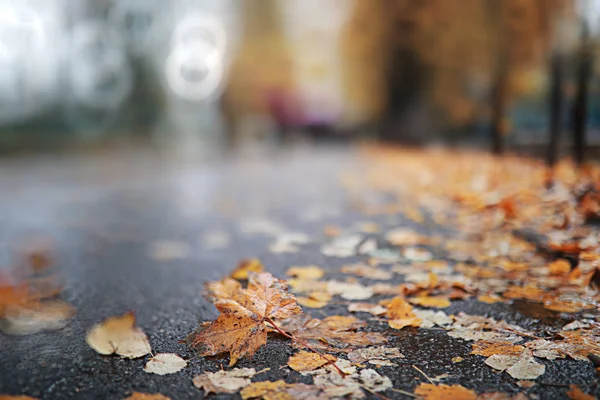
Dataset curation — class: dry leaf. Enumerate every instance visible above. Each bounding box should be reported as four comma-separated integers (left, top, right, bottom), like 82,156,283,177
348,302,387,316
485,354,545,380
326,281,373,300
287,266,325,280
241,380,326,400
347,346,404,365
186,272,302,366
296,292,331,309
413,309,452,328
86,312,151,358
276,314,386,353
231,259,264,280
124,392,171,400
549,259,571,276
313,368,392,399
471,342,526,357
193,368,256,394
414,383,476,400
477,295,504,304
566,384,595,400
409,296,451,309
387,297,421,330
340,264,393,280
288,350,336,372
144,353,187,375
1,300,75,335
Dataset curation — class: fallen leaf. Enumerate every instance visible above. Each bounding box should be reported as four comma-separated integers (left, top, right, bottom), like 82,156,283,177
347,346,404,365
326,281,373,300
1,300,75,335
471,342,526,357
287,350,336,372
413,309,452,328
287,266,325,280
452,356,464,363
276,314,386,353
186,272,302,366
193,368,256,394
385,229,430,246
296,291,331,309
144,353,187,375
231,259,264,280
124,392,171,400
241,380,326,400
477,295,504,304
409,296,451,309
269,233,310,253
566,384,595,400
485,354,545,380
313,368,392,399
321,235,363,258
347,302,387,316
387,297,421,330
414,383,476,400
0,396,39,400
86,312,151,359
549,259,571,276
340,264,393,280
202,231,230,249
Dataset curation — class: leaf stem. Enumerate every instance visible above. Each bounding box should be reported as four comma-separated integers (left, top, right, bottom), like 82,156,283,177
265,317,346,377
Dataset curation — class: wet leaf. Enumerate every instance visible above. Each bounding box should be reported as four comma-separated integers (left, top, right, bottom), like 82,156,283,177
186,272,302,366
287,350,336,372
143,353,187,375
86,312,151,359
414,383,476,400
485,354,545,380
193,368,256,394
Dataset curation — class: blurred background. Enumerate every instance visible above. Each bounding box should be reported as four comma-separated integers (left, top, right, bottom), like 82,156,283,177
0,0,599,156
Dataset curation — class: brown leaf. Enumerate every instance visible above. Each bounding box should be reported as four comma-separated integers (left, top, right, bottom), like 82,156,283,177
296,292,331,309
347,346,404,365
231,259,264,280
124,392,171,400
566,385,595,400
288,350,337,372
1,300,75,336
414,383,477,400
348,302,387,316
193,368,256,394
471,342,526,357
549,259,571,276
85,312,151,359
386,297,421,329
0,396,39,400
276,314,386,353
186,272,302,366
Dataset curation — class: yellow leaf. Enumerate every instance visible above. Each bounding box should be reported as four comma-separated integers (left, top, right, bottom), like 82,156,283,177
287,350,336,372
471,341,525,357
231,259,264,280
387,297,421,329
287,266,325,280
549,259,571,276
124,392,171,400
477,295,503,304
409,296,451,309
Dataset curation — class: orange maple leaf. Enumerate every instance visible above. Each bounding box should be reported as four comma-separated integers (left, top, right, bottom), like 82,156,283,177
186,272,302,366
